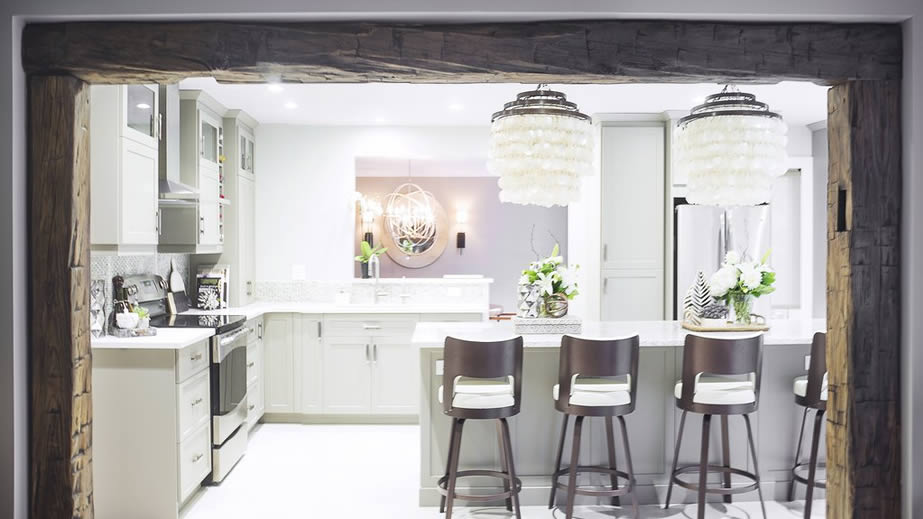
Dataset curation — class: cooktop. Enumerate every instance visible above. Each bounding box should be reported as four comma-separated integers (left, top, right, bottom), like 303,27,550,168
150,313,246,335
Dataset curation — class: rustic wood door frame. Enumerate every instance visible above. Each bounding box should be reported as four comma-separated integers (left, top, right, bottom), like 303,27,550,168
21,19,903,518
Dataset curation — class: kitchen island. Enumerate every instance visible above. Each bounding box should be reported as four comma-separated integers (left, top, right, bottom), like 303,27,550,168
413,319,825,507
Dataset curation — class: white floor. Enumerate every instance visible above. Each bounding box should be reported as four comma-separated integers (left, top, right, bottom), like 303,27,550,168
182,424,824,519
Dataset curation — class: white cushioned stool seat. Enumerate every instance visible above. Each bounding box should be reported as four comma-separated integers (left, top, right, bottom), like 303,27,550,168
674,376,756,406
438,377,515,410
552,377,631,407
793,373,828,401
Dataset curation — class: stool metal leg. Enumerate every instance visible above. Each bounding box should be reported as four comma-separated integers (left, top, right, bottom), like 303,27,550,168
618,416,640,519
697,414,712,519
664,410,687,509
605,416,621,506
721,415,732,504
548,415,569,509
444,418,465,518
789,407,809,501
565,416,584,519
743,414,767,519
804,409,825,519
439,418,459,513
496,420,512,512
498,417,522,519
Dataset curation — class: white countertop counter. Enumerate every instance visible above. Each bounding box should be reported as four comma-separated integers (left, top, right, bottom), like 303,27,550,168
186,302,488,320
91,327,214,350
412,319,826,349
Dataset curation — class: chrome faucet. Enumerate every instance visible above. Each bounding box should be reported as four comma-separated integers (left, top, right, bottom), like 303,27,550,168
368,255,388,303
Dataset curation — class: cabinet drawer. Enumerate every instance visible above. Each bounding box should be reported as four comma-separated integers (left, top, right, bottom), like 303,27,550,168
178,422,211,504
246,342,261,387
247,380,263,429
244,316,264,345
323,315,417,338
176,368,210,443
176,339,209,383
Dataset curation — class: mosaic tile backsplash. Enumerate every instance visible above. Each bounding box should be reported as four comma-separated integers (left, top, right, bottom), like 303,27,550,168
90,252,191,316
253,279,491,307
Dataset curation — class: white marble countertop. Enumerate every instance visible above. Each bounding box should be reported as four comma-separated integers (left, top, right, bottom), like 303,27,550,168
186,302,488,320
412,319,826,349
91,328,214,350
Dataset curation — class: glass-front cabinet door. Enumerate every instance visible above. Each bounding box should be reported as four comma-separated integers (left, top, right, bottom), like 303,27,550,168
122,84,159,148
199,109,222,165
239,126,255,177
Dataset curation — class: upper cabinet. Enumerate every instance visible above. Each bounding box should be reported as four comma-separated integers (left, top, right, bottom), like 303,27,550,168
159,90,227,254
90,84,161,254
219,110,259,306
238,123,256,180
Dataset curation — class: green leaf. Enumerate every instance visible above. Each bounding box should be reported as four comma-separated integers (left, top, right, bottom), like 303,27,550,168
760,249,772,264
360,241,372,257
550,243,560,258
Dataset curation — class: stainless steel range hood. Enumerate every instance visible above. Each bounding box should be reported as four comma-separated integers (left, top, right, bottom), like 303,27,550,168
159,83,199,205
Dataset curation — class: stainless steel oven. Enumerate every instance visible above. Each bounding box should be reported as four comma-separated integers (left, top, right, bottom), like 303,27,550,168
210,324,248,482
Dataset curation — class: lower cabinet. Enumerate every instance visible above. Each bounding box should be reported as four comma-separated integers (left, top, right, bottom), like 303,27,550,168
322,338,373,413
370,336,418,414
245,315,265,429
263,313,295,413
93,339,212,519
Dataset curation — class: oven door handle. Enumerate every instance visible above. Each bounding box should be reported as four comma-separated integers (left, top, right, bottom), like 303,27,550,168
213,327,249,363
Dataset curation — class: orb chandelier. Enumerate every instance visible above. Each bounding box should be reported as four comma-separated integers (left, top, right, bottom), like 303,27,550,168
383,183,438,254
675,85,788,207
488,86,594,207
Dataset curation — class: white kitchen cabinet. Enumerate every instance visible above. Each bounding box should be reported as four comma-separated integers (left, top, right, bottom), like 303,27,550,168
263,313,295,413
159,90,226,254
600,124,666,320
322,337,373,413
216,110,258,306
93,339,211,518
89,84,161,254
244,316,265,429
296,316,323,414
370,335,418,414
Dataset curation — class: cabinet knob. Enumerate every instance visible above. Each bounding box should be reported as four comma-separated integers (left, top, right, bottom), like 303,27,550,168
192,453,204,463
247,361,255,368
191,353,203,361
248,404,255,411
191,397,203,407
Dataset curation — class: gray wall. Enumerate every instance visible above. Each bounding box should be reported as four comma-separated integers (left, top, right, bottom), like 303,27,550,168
811,126,828,319
356,177,567,311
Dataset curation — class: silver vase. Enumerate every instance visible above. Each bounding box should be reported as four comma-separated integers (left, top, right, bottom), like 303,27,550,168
517,282,542,318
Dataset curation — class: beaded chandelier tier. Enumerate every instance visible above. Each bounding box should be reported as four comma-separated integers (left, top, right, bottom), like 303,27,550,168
675,86,788,207
488,86,594,207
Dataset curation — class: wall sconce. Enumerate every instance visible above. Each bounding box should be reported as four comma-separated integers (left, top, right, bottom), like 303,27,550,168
455,208,468,254
355,192,382,246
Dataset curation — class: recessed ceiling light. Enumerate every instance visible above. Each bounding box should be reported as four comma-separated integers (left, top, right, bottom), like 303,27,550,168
267,84,284,94
284,101,298,110
448,102,464,112
136,103,151,110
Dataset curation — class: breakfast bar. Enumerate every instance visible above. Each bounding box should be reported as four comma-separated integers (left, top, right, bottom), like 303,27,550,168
413,319,825,507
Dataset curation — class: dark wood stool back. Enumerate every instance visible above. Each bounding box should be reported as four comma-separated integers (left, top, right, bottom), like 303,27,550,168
555,334,639,417
677,333,764,415
798,332,827,410
442,335,524,419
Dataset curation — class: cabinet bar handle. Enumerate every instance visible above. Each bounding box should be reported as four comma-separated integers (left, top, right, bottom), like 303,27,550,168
316,321,321,338
191,397,203,407
258,323,263,340
192,453,203,463
247,361,255,368
603,244,608,262
248,404,255,411
362,324,381,330
365,343,370,362
191,352,203,361
373,343,378,362
157,112,163,141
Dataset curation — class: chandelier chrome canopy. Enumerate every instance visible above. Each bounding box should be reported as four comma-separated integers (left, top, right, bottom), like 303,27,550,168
488,86,594,208
675,86,788,207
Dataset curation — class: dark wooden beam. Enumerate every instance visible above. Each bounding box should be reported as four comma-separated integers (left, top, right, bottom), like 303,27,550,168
22,20,901,85
29,74,93,519
826,80,901,518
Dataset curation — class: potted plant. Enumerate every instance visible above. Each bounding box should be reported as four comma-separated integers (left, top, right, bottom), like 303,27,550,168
518,244,579,317
707,250,776,324
355,240,387,279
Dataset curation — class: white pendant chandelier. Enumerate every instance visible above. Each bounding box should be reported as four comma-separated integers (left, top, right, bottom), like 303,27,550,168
675,86,788,207
488,86,594,207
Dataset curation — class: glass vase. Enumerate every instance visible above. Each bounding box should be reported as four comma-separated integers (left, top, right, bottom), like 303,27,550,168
730,293,754,325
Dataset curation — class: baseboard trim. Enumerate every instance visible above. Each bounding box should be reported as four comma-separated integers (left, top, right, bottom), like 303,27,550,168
261,413,419,425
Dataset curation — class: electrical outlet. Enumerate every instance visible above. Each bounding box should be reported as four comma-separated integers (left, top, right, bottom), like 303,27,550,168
804,355,811,371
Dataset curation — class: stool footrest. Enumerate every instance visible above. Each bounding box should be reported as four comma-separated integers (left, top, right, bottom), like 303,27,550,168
552,465,635,498
671,464,760,495
437,469,522,503
793,462,827,489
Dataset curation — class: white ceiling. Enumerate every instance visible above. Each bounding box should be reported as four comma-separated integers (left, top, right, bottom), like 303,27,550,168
178,78,828,128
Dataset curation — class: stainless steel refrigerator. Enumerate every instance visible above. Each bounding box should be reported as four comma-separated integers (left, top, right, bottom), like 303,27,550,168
674,203,771,319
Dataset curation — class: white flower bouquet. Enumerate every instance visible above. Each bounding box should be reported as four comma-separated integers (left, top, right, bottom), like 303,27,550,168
707,250,776,324
519,244,580,301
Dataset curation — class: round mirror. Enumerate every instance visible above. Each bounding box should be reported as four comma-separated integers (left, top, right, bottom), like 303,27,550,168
379,183,448,268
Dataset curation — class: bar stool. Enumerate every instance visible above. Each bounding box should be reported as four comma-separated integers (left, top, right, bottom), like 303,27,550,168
548,334,641,519
788,332,827,518
664,333,766,519
437,336,523,518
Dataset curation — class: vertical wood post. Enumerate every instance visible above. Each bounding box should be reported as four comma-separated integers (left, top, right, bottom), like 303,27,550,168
29,74,93,518
826,80,902,518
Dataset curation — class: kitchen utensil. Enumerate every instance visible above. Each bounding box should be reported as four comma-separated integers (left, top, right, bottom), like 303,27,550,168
169,258,185,293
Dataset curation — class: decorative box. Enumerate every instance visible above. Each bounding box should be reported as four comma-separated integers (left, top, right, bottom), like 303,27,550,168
512,316,582,335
